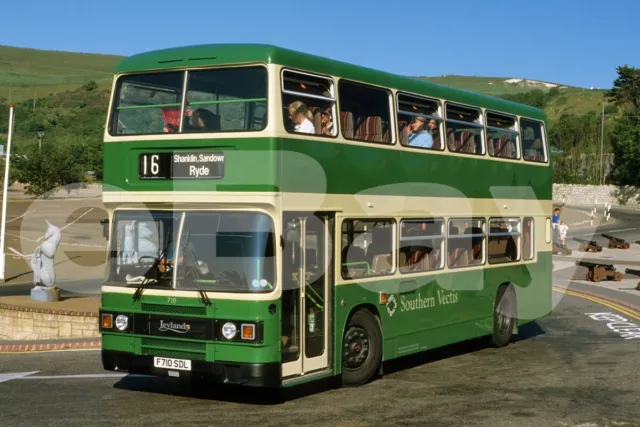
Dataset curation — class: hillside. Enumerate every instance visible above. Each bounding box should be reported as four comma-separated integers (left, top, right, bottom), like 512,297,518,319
0,45,608,121
419,75,608,121
0,45,122,102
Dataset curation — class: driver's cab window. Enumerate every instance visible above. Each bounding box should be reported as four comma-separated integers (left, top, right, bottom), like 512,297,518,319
109,211,181,286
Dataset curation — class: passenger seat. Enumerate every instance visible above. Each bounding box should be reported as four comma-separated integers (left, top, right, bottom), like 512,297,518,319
355,116,383,142
340,111,354,139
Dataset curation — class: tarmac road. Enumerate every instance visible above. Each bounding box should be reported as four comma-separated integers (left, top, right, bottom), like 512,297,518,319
0,289,638,427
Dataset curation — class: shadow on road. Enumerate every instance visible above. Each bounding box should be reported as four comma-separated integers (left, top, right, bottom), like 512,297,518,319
112,374,336,405
111,322,546,404
381,322,545,378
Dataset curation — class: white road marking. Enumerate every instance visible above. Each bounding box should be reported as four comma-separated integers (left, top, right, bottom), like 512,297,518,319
60,208,94,232
553,261,576,272
0,372,151,382
0,371,39,383
5,210,36,224
572,233,599,238
606,228,638,233
19,373,129,380
585,312,640,339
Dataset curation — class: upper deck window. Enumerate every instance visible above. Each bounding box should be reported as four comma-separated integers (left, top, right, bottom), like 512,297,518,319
397,93,443,150
445,104,485,155
111,72,184,135
520,119,547,163
339,80,393,144
281,70,336,137
109,66,268,136
486,111,519,160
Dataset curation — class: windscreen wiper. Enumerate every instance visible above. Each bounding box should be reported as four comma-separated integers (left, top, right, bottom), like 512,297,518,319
181,228,212,307
133,226,172,302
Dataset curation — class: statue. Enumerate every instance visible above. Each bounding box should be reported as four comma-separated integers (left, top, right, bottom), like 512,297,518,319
30,220,62,288
7,220,63,301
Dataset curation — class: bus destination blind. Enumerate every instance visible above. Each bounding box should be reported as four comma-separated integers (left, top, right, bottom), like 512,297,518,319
138,152,225,180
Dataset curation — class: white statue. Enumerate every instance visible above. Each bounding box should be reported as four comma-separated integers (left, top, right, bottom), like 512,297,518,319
30,220,62,287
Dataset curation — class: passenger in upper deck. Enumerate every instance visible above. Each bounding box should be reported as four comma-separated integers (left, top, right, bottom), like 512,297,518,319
187,108,219,132
427,118,438,135
288,101,316,134
320,108,334,136
407,116,434,148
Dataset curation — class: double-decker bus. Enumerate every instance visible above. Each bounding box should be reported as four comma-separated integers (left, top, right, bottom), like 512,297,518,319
98,44,552,389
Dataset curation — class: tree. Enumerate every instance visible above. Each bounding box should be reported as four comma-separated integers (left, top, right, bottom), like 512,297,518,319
609,113,640,186
606,66,640,185
82,80,98,92
12,144,84,198
0,156,19,188
606,65,640,113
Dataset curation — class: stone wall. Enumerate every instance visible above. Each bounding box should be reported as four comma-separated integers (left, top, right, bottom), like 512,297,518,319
0,304,98,340
553,184,640,208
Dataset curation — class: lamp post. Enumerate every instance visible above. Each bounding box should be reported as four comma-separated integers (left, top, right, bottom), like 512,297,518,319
36,125,44,151
0,105,15,282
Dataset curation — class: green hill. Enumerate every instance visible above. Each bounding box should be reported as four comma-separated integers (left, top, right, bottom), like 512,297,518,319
418,75,608,121
0,45,122,102
0,45,608,121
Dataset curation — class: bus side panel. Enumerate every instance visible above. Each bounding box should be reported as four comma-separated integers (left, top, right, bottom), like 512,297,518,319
513,251,553,326
332,255,551,372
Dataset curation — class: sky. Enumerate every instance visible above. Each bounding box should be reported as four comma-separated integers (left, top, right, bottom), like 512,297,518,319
0,0,638,89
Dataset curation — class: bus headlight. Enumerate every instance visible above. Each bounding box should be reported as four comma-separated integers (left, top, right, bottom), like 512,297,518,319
115,314,129,331
221,322,237,339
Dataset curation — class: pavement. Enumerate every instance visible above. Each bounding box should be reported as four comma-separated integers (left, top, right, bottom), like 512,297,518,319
0,289,639,426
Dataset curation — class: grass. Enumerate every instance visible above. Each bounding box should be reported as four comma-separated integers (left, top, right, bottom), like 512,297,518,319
0,45,122,102
417,75,574,95
419,75,608,120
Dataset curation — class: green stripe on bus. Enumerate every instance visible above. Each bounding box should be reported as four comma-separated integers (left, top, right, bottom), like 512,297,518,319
188,98,267,106
117,103,182,110
103,137,552,200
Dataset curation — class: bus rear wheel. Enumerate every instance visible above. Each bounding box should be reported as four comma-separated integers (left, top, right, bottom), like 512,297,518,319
341,309,382,387
491,285,516,347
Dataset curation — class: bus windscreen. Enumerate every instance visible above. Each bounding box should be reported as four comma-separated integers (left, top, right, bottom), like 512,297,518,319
109,66,268,136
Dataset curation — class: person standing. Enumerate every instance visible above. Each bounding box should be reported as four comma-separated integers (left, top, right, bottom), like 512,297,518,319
552,208,561,244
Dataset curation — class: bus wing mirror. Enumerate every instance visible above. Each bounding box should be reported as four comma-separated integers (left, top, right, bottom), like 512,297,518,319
100,219,109,239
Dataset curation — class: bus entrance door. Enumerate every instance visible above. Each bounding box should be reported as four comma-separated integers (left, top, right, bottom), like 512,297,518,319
281,213,333,379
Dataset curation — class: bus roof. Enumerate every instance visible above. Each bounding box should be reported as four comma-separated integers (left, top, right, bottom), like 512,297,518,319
115,44,546,121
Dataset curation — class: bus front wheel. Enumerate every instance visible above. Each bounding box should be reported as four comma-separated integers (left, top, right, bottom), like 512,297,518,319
491,285,516,347
341,309,382,387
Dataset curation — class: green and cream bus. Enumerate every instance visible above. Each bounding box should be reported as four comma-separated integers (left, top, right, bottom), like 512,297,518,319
98,44,552,389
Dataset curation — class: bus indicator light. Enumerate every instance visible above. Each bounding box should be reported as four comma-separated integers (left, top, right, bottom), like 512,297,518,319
241,324,255,340
379,293,388,304
102,313,113,329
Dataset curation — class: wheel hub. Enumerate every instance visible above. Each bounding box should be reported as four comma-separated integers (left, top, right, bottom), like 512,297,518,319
343,326,370,369
497,299,511,334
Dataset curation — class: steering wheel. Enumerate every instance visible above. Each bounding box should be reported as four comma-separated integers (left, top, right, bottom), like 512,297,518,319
138,256,173,274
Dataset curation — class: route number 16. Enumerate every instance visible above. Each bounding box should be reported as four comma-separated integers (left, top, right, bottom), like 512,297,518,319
142,154,160,176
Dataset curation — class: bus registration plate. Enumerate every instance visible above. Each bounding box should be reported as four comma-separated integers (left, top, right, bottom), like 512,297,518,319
153,357,192,371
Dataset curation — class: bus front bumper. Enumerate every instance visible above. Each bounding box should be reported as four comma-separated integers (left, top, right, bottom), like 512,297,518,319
102,350,281,388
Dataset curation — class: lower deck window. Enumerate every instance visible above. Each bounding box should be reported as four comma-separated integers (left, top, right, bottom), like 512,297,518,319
448,218,486,268
399,218,444,273
523,217,534,260
488,218,521,264
341,219,395,279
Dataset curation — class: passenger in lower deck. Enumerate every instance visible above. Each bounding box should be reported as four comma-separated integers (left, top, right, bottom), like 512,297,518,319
288,101,316,134
406,116,434,148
